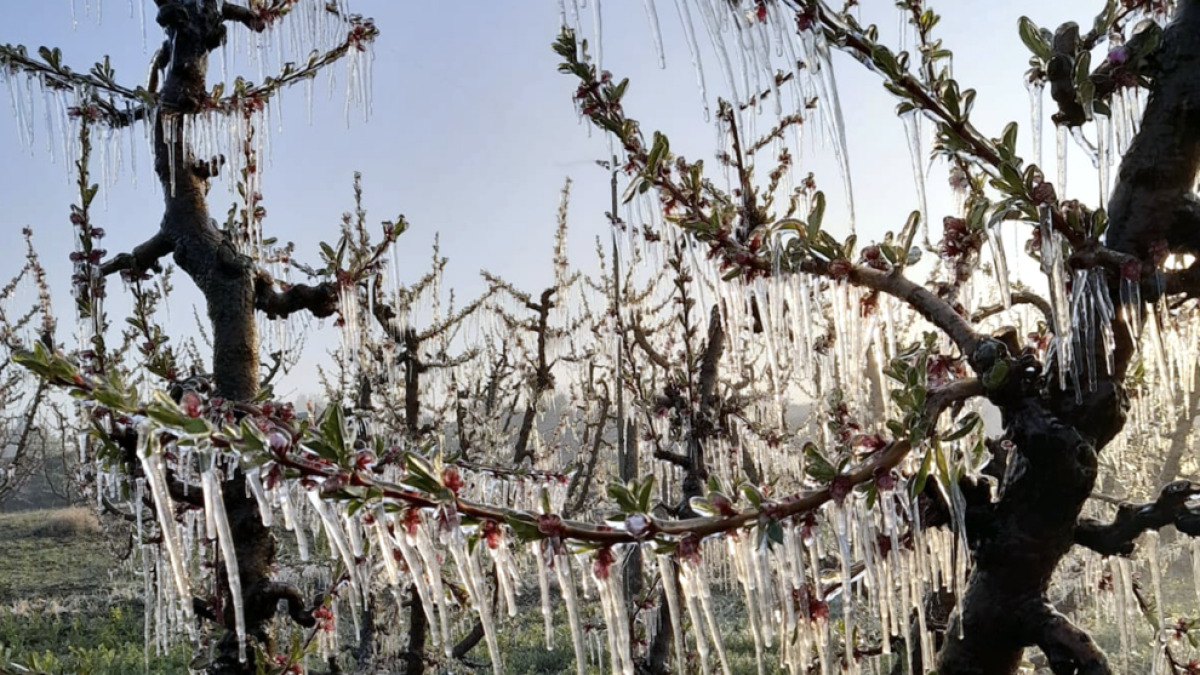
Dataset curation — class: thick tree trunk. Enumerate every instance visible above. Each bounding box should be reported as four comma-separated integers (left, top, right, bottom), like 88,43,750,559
148,3,283,673
935,3,1200,673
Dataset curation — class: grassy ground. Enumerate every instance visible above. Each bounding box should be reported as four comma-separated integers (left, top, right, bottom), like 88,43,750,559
0,507,190,675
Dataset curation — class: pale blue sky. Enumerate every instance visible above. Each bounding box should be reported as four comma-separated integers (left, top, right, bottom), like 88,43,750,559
0,0,1101,394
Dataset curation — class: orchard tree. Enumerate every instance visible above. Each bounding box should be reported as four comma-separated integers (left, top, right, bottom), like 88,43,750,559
0,229,57,506
6,1,1200,675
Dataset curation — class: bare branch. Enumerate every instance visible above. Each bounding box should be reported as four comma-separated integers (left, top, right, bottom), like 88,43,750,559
1023,601,1111,675
630,319,670,369
253,272,338,319
970,291,1055,328
653,450,692,469
564,395,610,518
256,580,317,628
1074,480,1200,556
800,257,984,358
221,3,267,32
99,231,174,278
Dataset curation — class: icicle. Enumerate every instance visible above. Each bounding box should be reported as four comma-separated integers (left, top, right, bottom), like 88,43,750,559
136,430,196,638
591,0,604,71
246,468,273,526
681,557,733,675
373,517,402,587
395,519,447,653
201,463,219,540
693,0,742,122
730,536,766,675
657,554,687,673
1070,126,1099,169
987,225,1011,308
1056,125,1068,197
535,542,555,650
279,488,309,561
1114,557,1132,674
1191,539,1200,613
445,525,501,674
1040,205,1072,388
1097,114,1112,208
807,32,856,235
555,555,590,675
900,110,930,245
642,0,667,68
833,503,859,673
487,537,520,618
1120,273,1142,341
594,551,634,675
203,470,247,663
307,490,362,597
1149,532,1165,636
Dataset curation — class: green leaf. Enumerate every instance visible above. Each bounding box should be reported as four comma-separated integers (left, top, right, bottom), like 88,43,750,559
765,519,785,547
807,192,826,236
319,404,347,458
607,482,639,513
689,496,718,517
646,132,670,176
1018,17,1053,61
983,360,1010,390
637,476,656,513
804,443,837,482
910,447,934,498
941,412,981,442
741,484,764,508
506,515,543,541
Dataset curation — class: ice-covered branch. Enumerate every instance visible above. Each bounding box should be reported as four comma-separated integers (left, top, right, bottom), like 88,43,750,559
255,581,318,628
1074,480,1200,556
1160,262,1200,299
798,257,983,359
0,45,143,103
272,377,983,547
253,272,338,319
970,290,1054,327
220,3,268,33
208,16,378,114
99,231,174,278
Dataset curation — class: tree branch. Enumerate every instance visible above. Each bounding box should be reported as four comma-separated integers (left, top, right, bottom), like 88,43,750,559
221,3,267,32
653,450,692,469
1074,480,1200,556
800,258,983,358
253,272,338,319
99,230,174,277
1104,1,1200,261
564,395,610,518
970,291,1054,328
1023,600,1111,675
630,320,670,369
256,580,317,628
272,377,984,546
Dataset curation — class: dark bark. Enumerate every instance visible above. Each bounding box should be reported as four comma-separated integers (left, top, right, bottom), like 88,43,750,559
934,4,1200,673
563,395,609,518
401,586,427,675
1105,1,1200,262
1075,480,1200,556
513,288,557,465
253,272,338,319
107,3,323,673
640,559,681,675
